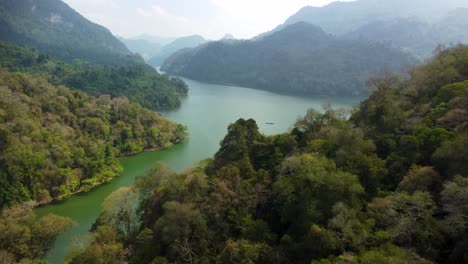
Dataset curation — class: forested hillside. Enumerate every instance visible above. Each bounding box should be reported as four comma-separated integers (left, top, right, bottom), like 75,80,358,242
70,45,468,264
162,22,415,96
0,68,187,208
0,42,188,109
283,0,468,58
0,0,146,68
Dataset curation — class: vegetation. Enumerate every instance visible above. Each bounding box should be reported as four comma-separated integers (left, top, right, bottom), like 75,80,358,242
71,45,468,264
0,205,72,263
0,0,145,67
162,22,416,96
0,68,187,208
0,42,188,109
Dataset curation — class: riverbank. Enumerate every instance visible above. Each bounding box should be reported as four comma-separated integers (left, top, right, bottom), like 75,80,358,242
35,77,362,264
32,141,185,208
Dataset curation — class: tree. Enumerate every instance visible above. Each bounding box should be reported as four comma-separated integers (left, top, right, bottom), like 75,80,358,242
219,240,274,264
0,206,72,262
101,187,139,241
368,192,442,258
154,202,209,263
441,176,468,236
397,166,441,195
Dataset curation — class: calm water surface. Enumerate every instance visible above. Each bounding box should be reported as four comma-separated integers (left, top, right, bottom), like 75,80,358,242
35,78,363,263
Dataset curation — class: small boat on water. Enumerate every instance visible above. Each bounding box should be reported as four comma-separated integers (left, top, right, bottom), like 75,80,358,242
266,122,275,125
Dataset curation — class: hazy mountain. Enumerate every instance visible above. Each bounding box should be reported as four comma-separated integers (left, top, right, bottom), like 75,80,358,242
148,35,208,67
0,0,148,67
285,0,468,35
222,34,235,40
162,22,416,96
344,8,468,58
129,34,176,46
119,37,163,60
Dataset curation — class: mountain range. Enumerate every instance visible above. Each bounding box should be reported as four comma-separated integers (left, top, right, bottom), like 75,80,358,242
285,0,468,35
147,35,208,67
162,22,416,96
161,0,468,95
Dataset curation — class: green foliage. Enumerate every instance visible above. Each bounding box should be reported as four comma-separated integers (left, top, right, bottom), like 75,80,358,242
0,205,72,262
0,68,187,207
162,22,416,97
68,226,127,264
0,0,146,67
0,41,188,109
73,45,468,264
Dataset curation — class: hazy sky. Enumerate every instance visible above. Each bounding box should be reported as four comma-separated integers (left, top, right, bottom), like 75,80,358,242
62,0,346,40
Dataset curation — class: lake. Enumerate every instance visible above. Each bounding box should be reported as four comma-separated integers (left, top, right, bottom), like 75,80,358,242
35,78,363,263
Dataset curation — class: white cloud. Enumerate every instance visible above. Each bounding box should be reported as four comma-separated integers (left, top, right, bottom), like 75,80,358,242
137,5,189,23
63,0,345,39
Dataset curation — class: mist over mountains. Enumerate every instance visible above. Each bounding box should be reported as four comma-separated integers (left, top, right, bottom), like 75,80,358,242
161,0,468,95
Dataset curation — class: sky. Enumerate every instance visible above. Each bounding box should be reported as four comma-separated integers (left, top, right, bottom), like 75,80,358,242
62,0,345,40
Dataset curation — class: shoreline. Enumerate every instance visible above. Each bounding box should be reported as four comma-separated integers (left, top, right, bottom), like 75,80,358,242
32,140,184,209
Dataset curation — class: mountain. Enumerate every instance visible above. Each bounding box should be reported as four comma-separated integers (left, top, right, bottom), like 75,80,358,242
344,8,468,58
119,37,163,60
285,0,468,36
129,34,176,46
0,0,146,67
222,34,235,40
162,22,416,96
148,35,208,67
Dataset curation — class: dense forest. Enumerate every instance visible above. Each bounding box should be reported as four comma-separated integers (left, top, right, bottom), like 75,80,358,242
70,45,467,263
0,205,73,263
162,22,416,96
0,42,188,109
0,0,147,68
0,68,187,208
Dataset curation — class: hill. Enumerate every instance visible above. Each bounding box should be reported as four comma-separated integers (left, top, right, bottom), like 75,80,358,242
148,35,208,67
162,22,416,96
0,0,147,67
0,42,188,109
0,68,187,208
118,37,163,60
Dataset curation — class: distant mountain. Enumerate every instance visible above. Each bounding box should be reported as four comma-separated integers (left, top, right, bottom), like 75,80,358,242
148,35,208,67
129,34,176,46
162,22,416,96
222,34,235,40
0,0,146,67
285,0,468,35
119,37,163,60
281,0,468,59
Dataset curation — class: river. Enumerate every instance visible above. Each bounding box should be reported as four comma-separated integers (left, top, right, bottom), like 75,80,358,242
35,78,363,263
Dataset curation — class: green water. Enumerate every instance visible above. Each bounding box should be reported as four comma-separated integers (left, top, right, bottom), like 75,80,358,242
35,78,362,263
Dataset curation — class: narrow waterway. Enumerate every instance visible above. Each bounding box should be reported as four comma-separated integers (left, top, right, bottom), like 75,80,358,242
35,78,363,263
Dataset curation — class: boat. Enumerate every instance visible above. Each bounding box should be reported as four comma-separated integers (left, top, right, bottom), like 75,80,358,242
266,122,275,125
